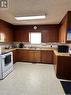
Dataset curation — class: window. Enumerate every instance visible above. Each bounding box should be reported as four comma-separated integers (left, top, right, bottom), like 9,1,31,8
29,32,41,44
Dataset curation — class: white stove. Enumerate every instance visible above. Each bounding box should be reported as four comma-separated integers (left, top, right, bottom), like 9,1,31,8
0,52,13,79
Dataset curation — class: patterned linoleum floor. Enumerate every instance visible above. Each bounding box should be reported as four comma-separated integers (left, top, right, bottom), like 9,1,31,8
0,62,64,95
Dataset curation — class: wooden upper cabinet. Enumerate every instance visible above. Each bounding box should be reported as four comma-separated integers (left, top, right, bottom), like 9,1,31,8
0,20,13,42
14,27,29,42
59,11,71,43
59,14,67,43
66,11,71,42
42,31,47,42
4,29,13,42
15,31,29,42
42,26,59,43
14,25,59,42
67,11,71,29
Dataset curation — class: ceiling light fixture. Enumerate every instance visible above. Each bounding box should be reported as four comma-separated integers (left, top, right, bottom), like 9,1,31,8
33,26,37,30
15,15,46,20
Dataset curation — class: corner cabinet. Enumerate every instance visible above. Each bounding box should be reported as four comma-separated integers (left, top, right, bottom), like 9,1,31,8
53,52,71,80
41,50,53,63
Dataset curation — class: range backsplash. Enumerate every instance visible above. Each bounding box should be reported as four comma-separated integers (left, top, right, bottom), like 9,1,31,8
0,42,70,49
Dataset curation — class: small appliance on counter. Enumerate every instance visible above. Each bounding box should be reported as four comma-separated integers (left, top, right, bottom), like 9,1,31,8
58,45,69,53
69,48,71,55
19,43,24,48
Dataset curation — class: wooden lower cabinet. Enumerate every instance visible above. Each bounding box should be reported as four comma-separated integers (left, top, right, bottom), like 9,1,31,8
54,55,71,80
41,50,53,63
13,49,53,64
13,50,18,63
17,49,41,62
17,49,29,62
29,50,41,62
16,49,41,62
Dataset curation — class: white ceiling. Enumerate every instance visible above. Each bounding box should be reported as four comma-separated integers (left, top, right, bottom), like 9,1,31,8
0,0,71,25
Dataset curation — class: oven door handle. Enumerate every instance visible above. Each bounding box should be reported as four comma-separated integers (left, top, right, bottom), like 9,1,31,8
1,56,6,59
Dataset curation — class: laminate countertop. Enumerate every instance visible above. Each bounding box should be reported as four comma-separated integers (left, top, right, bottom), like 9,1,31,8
2,48,70,57
1,48,16,54
53,50,70,56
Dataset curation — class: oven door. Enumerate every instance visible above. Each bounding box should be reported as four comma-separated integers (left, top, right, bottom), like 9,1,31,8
4,54,11,66
1,52,13,72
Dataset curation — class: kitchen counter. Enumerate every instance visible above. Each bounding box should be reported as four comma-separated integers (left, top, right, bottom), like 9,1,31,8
1,48,16,54
53,50,70,56
17,47,54,50
2,47,70,57
2,47,54,52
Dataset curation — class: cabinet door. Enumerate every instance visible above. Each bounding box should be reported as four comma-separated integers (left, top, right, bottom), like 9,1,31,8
56,56,71,80
29,50,35,62
41,50,53,63
17,49,29,62
0,20,13,42
4,31,13,42
42,28,58,43
29,50,41,62
41,51,47,63
53,52,57,70
59,14,67,43
35,51,41,62
13,50,17,63
66,11,71,42
46,51,53,63
14,30,29,42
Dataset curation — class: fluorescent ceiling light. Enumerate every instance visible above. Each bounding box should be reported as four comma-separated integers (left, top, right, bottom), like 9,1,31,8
15,15,46,20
